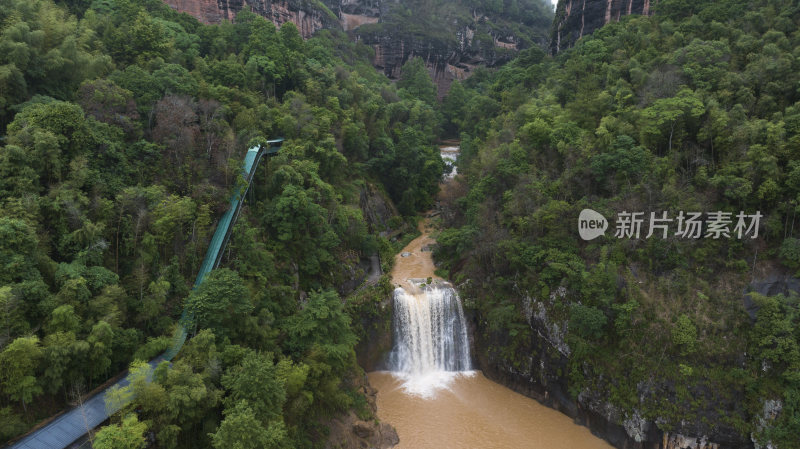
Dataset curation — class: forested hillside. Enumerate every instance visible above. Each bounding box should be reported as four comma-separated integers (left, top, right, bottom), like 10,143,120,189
159,0,555,97
438,0,800,446
0,0,445,446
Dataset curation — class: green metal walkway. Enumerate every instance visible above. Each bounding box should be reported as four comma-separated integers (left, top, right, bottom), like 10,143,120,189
6,139,283,449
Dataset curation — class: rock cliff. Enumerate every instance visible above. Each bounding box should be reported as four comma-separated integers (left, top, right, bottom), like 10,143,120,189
162,0,554,96
470,285,756,449
349,0,553,97
551,0,658,54
163,0,339,38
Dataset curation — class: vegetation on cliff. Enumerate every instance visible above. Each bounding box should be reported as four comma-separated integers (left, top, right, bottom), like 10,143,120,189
437,0,800,446
352,0,554,65
0,0,445,446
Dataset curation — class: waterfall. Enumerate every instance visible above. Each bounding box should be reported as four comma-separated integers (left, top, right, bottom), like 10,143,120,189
389,284,472,396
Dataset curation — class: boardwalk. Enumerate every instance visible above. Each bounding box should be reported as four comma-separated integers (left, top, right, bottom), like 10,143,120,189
4,140,283,449
8,358,164,449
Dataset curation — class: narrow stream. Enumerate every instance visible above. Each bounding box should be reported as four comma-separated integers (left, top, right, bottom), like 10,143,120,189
366,145,613,449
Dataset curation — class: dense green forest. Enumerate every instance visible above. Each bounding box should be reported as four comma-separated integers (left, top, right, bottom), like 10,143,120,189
5,0,800,447
436,0,800,446
0,0,445,446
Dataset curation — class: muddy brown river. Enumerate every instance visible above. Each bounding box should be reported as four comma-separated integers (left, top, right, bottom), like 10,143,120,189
366,146,613,449
368,371,612,449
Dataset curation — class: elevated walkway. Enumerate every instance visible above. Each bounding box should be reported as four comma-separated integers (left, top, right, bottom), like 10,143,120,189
6,139,283,449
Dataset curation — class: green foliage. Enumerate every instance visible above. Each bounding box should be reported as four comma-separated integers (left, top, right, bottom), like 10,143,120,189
94,414,147,449
0,406,27,441
211,401,290,449
221,351,285,423
0,336,43,405
779,238,800,271
750,293,800,373
436,0,800,440
590,135,651,191
0,0,533,445
671,314,698,356
283,290,357,372
569,304,608,341
186,268,253,341
397,57,437,106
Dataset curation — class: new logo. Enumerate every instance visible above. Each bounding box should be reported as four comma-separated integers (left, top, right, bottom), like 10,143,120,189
578,209,608,241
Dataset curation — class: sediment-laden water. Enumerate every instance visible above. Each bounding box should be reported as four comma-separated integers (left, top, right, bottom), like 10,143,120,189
366,145,613,449
368,371,613,449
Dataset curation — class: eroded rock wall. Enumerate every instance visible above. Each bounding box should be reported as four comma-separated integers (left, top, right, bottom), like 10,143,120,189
163,0,549,97
163,0,336,38
551,0,658,53
469,286,755,449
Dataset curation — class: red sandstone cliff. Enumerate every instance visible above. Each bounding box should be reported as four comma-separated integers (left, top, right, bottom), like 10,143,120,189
163,0,336,38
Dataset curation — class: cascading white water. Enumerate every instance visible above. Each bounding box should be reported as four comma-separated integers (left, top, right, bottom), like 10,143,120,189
389,284,472,396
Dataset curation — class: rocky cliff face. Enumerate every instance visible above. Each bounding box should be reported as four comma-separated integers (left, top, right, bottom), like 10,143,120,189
468,285,756,449
551,0,658,53
348,1,549,97
162,0,553,97
356,18,516,98
163,0,338,38
323,375,399,449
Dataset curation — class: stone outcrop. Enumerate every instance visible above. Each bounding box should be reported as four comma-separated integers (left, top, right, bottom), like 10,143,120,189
357,22,503,98
349,2,546,97
551,0,659,54
163,0,338,38
470,284,756,449
323,376,399,449
162,0,553,97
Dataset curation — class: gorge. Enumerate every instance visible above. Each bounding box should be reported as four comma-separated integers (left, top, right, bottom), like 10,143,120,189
3,1,799,448
363,146,613,449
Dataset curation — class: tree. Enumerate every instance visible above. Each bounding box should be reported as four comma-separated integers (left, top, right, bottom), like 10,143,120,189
590,135,651,190
0,218,40,284
283,290,356,372
210,401,290,449
569,304,607,341
94,414,147,449
88,321,114,381
159,361,221,435
185,268,253,340
48,304,80,334
265,183,340,284
41,331,86,396
640,88,705,153
672,314,698,356
750,294,800,372
0,286,28,341
278,22,303,52
441,81,468,135
6,100,92,186
397,57,437,105
76,79,140,136
107,11,169,64
222,351,285,424
0,336,43,408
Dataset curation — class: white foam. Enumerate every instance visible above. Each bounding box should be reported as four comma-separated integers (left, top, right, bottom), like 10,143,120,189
392,370,477,398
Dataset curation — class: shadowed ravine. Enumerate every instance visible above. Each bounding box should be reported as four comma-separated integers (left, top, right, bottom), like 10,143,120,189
366,147,613,449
